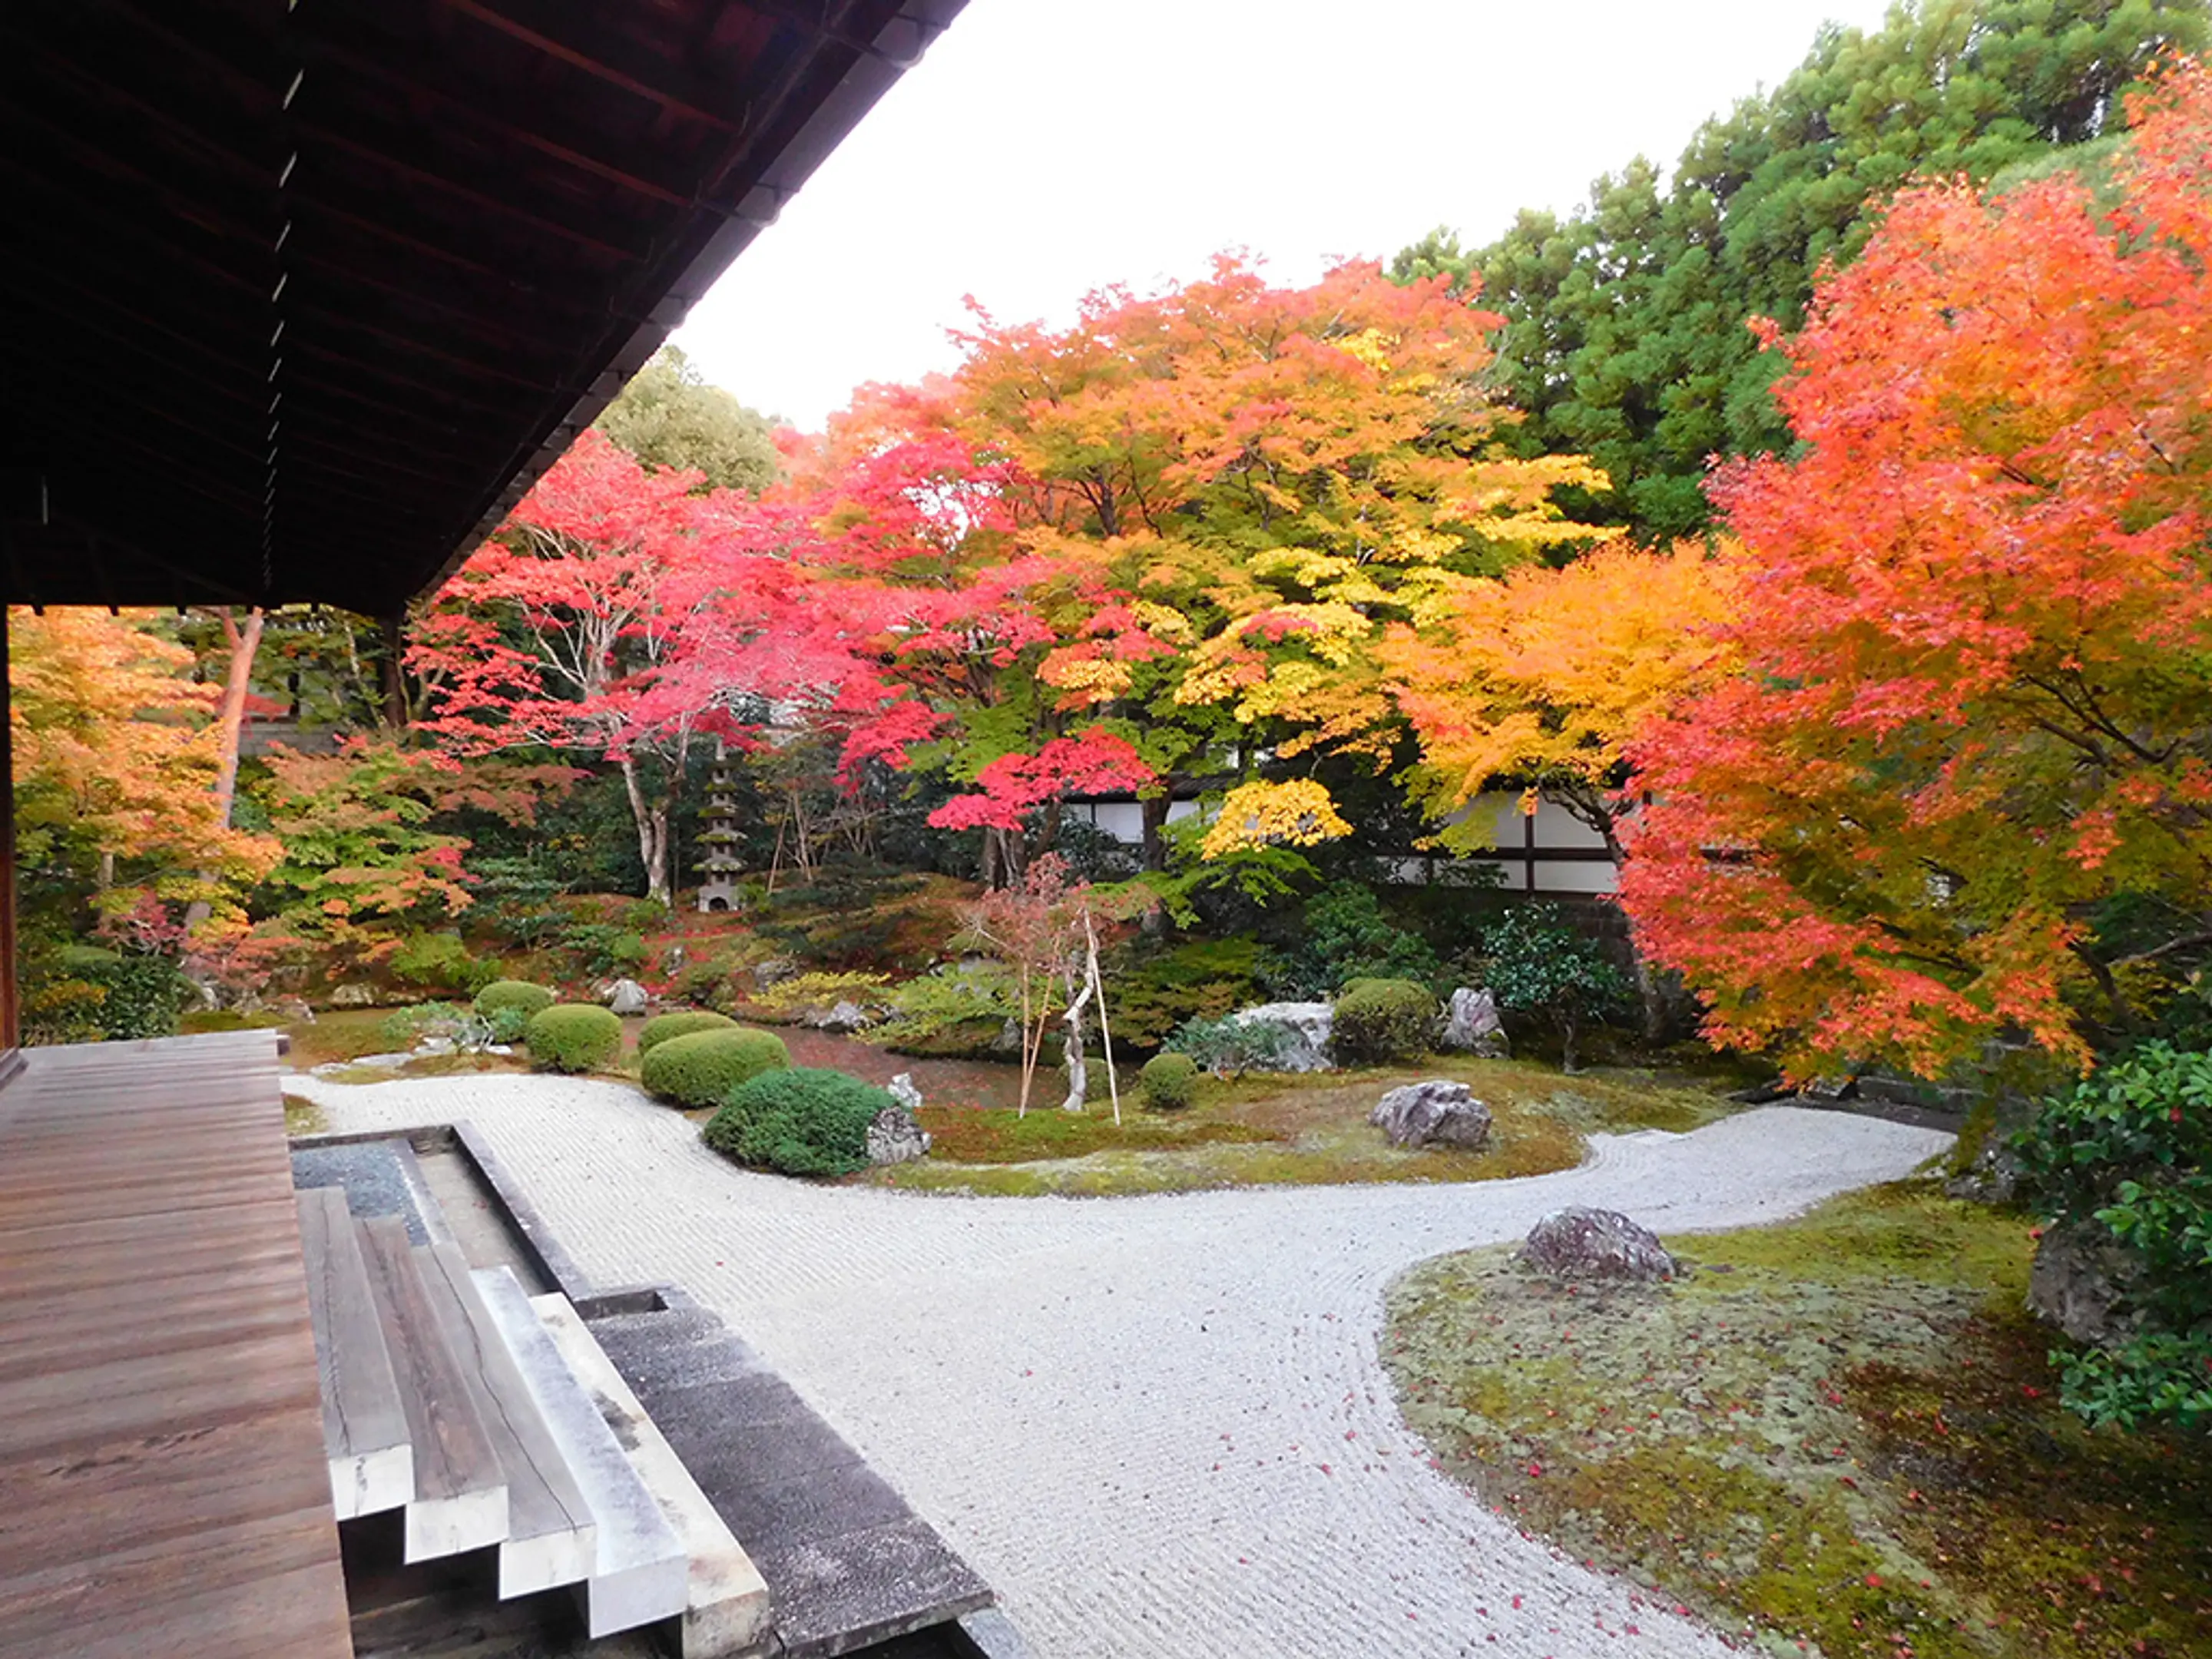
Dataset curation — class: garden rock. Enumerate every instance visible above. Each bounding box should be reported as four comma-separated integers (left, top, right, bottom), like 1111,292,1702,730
1229,1002,1336,1072
1439,988,1509,1058
2028,1220,2143,1347
866,1104,931,1165
1519,1207,1681,1281
605,978,650,1016
329,983,377,1008
1369,1080,1493,1151
800,998,872,1033
990,1018,1025,1058
888,1073,925,1113
751,958,798,990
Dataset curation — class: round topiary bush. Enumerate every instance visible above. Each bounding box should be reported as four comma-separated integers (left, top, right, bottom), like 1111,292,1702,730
475,979,555,1020
1141,1051,1200,1110
704,1068,892,1177
526,1004,623,1074
637,1008,737,1055
641,1026,790,1108
1332,977,1439,1065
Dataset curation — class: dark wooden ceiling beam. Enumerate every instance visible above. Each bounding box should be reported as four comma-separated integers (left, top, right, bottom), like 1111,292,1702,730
290,21,697,209
429,0,747,134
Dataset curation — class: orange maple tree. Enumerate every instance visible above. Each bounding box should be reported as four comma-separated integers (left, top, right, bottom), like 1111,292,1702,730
1618,61,2212,1077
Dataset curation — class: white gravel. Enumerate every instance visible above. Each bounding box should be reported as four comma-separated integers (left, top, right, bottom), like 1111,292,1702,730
297,1072,1951,1659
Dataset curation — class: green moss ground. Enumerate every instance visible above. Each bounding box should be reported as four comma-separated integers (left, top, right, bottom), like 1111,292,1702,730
859,1056,1742,1196
1382,1184,2212,1658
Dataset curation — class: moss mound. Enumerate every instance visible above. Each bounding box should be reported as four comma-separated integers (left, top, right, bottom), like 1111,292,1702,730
525,1004,621,1074
641,1026,789,1108
474,979,555,1018
1382,1184,2212,1659
1141,1051,1200,1110
704,1068,891,1177
637,1008,737,1054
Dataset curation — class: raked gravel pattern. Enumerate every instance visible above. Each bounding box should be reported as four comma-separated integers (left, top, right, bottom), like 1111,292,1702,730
296,1073,1952,1659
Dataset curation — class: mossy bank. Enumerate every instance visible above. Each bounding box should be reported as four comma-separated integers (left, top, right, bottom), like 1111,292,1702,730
1381,1184,2212,1658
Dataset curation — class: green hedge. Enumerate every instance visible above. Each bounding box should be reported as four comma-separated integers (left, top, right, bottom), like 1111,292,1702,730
1141,1051,1200,1110
704,1068,891,1177
637,1008,737,1055
1332,977,1439,1065
641,1026,789,1108
474,979,555,1019
526,1004,623,1073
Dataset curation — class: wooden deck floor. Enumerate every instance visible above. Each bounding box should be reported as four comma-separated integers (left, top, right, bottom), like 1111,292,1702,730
0,1031,353,1659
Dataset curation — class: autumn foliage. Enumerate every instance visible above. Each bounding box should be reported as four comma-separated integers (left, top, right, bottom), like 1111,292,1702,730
1619,62,2212,1076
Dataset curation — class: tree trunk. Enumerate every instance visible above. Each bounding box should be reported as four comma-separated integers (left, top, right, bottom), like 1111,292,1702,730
1141,794,1170,873
1561,1005,1581,1075
1601,822,1667,1047
1060,965,1093,1114
620,756,672,907
379,614,408,731
209,607,264,831
187,607,263,929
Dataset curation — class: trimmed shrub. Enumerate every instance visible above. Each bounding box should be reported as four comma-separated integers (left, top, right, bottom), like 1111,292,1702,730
1332,977,1439,1065
704,1068,892,1177
474,979,555,1021
638,1008,737,1054
1141,1051,1200,1110
66,949,190,1041
641,1026,790,1108
526,1004,623,1074
1169,1012,1298,1078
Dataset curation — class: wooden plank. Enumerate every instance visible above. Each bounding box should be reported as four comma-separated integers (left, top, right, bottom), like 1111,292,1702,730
417,1240,597,1597
0,1034,351,1659
356,1215,508,1561
297,1188,414,1520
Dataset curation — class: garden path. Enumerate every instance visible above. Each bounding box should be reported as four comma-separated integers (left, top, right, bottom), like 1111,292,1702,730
296,1074,1951,1659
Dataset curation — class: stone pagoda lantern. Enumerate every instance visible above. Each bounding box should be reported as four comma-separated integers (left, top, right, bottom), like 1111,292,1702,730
697,744,743,912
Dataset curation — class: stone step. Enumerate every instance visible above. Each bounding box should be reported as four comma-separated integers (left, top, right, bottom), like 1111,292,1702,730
296,1188,413,1521
469,1267,688,1637
413,1242,598,1598
355,1216,508,1562
532,1293,772,1658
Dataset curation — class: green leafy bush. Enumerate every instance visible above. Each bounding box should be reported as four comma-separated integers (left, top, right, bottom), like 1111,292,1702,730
2015,1042,2212,1430
637,1009,737,1054
389,932,489,994
1111,939,1263,1051
704,1068,892,1177
1141,1051,1200,1110
474,979,555,1020
1484,903,1630,1072
61,948,190,1041
1169,1012,1297,1078
526,1004,623,1074
1332,977,1439,1065
559,921,649,978
641,1026,790,1107
870,962,1016,1056
1262,882,1441,998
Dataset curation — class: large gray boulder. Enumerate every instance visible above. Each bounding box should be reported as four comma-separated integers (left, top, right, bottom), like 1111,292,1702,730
888,1072,925,1114
1439,987,1509,1058
1228,1002,1335,1072
866,1104,931,1165
1520,1207,1681,1282
604,978,650,1016
1369,1079,1493,1151
328,983,378,1008
800,998,873,1033
2028,1220,2143,1347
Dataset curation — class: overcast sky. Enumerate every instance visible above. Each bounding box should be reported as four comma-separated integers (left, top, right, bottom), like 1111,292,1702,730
674,0,1897,431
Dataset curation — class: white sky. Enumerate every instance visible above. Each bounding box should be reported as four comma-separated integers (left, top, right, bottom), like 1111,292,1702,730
674,0,1897,431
